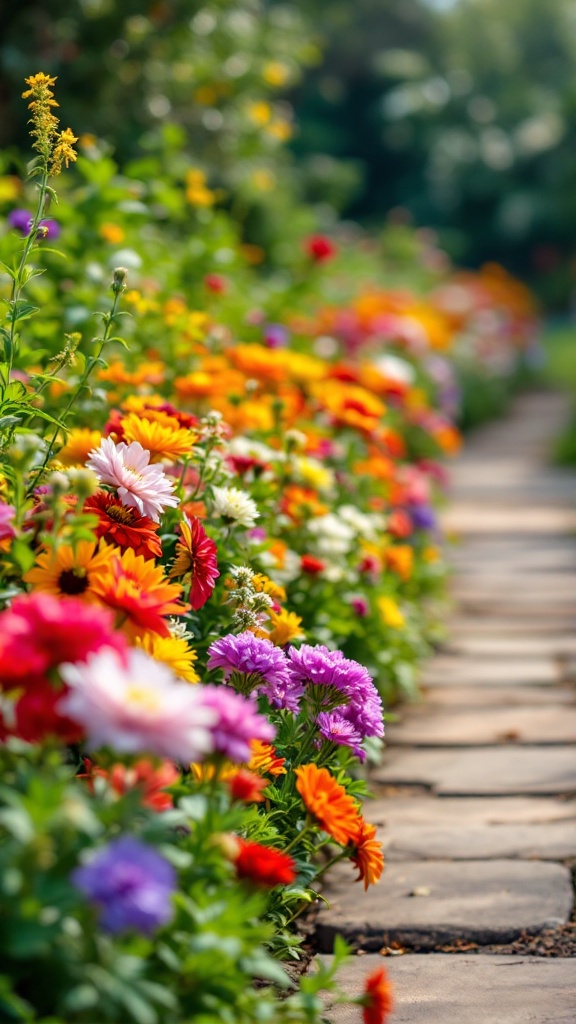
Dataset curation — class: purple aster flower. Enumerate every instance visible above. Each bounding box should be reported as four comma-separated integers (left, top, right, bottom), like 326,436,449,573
207,632,302,711
200,684,275,762
7,208,60,239
409,503,436,531
264,323,289,349
72,836,175,934
317,711,364,759
287,644,384,746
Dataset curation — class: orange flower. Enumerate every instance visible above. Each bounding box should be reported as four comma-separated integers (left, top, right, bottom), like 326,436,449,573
247,740,286,776
385,544,413,581
57,428,102,467
294,764,362,846
281,484,328,523
349,819,384,890
23,540,114,601
120,412,197,463
362,966,393,1024
227,768,268,803
95,547,189,639
314,380,386,434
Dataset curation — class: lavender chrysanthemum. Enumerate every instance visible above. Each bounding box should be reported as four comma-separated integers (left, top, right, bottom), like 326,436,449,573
316,711,364,759
207,632,302,711
287,643,384,752
200,684,275,762
72,836,175,934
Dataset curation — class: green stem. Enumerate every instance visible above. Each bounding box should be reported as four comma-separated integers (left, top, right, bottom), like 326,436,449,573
3,167,50,380
26,286,123,494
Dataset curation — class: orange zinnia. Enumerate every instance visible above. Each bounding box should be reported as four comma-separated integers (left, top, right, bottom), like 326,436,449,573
362,966,393,1024
248,740,286,776
349,819,384,890
294,763,362,846
95,547,189,639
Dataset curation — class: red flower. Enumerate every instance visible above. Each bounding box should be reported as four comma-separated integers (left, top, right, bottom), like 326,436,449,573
84,491,162,560
204,273,227,293
301,554,325,575
362,966,393,1024
0,592,126,687
388,509,413,539
305,234,337,263
234,839,296,887
14,678,83,744
228,769,268,803
168,516,219,611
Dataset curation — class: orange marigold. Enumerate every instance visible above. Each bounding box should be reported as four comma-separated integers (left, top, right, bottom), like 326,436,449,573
294,763,361,846
350,819,384,890
95,547,189,639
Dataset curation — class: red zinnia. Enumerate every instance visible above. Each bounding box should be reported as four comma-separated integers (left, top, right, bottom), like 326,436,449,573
228,769,268,803
14,677,83,745
168,516,219,610
84,491,162,560
233,839,296,887
204,273,227,293
362,966,393,1024
305,234,337,263
301,554,325,575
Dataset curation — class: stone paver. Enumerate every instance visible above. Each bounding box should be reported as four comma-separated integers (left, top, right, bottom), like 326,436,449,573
316,395,576,1016
373,746,576,796
390,705,576,746
422,657,561,686
425,684,575,707
315,860,573,952
322,955,576,1024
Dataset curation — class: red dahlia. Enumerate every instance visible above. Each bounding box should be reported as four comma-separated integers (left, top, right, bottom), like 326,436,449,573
84,491,162,560
362,966,393,1024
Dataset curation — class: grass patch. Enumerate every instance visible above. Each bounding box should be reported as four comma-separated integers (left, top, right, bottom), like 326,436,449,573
541,321,576,464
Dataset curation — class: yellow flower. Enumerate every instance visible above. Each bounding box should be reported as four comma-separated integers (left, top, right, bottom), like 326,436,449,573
137,633,199,683
262,62,290,88
185,168,215,207
50,127,78,174
57,428,102,467
247,101,272,126
267,608,304,646
99,223,125,245
377,596,405,629
22,73,59,161
0,176,22,203
121,412,197,463
23,540,114,601
247,740,286,776
385,545,413,582
252,573,286,605
266,120,292,142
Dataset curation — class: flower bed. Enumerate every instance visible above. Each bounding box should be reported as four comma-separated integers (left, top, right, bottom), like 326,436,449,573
0,73,537,1024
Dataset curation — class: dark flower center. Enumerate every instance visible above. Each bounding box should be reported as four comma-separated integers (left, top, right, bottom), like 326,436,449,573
59,569,89,595
106,504,136,525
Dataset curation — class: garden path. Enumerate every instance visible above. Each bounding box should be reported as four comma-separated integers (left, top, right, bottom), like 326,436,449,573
317,391,576,1023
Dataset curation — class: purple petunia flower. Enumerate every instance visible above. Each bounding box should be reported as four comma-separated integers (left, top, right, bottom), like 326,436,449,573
264,323,289,349
287,644,384,753
200,684,275,762
207,632,303,712
7,208,60,239
71,836,176,934
408,503,436,531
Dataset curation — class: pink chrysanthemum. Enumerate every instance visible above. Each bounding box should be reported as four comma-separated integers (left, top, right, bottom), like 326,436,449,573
59,647,216,763
86,436,180,522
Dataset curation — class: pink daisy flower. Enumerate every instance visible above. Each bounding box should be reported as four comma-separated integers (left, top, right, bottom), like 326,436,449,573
86,437,179,522
59,647,216,763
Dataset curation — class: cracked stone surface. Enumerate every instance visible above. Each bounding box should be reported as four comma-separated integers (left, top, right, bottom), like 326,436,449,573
321,955,576,1024
315,860,573,952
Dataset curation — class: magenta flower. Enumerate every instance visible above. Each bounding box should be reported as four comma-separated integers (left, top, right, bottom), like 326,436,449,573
207,632,302,712
200,685,275,762
287,644,384,756
0,500,16,542
72,836,175,934
316,711,363,753
86,436,180,522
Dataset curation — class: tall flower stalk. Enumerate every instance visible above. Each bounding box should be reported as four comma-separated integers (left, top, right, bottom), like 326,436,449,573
1,74,77,381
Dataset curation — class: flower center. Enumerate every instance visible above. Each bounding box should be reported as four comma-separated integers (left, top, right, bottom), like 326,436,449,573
126,685,161,713
58,568,89,595
106,504,136,525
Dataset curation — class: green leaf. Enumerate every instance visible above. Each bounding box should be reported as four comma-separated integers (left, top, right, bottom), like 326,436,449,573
9,540,35,574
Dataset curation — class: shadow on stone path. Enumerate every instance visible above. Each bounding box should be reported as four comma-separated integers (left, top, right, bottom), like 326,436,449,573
317,393,576,1023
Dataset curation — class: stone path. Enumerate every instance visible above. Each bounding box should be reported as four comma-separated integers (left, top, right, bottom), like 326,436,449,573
317,393,576,1022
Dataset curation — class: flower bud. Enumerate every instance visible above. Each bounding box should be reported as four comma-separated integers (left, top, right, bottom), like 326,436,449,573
111,267,128,293
66,467,99,500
